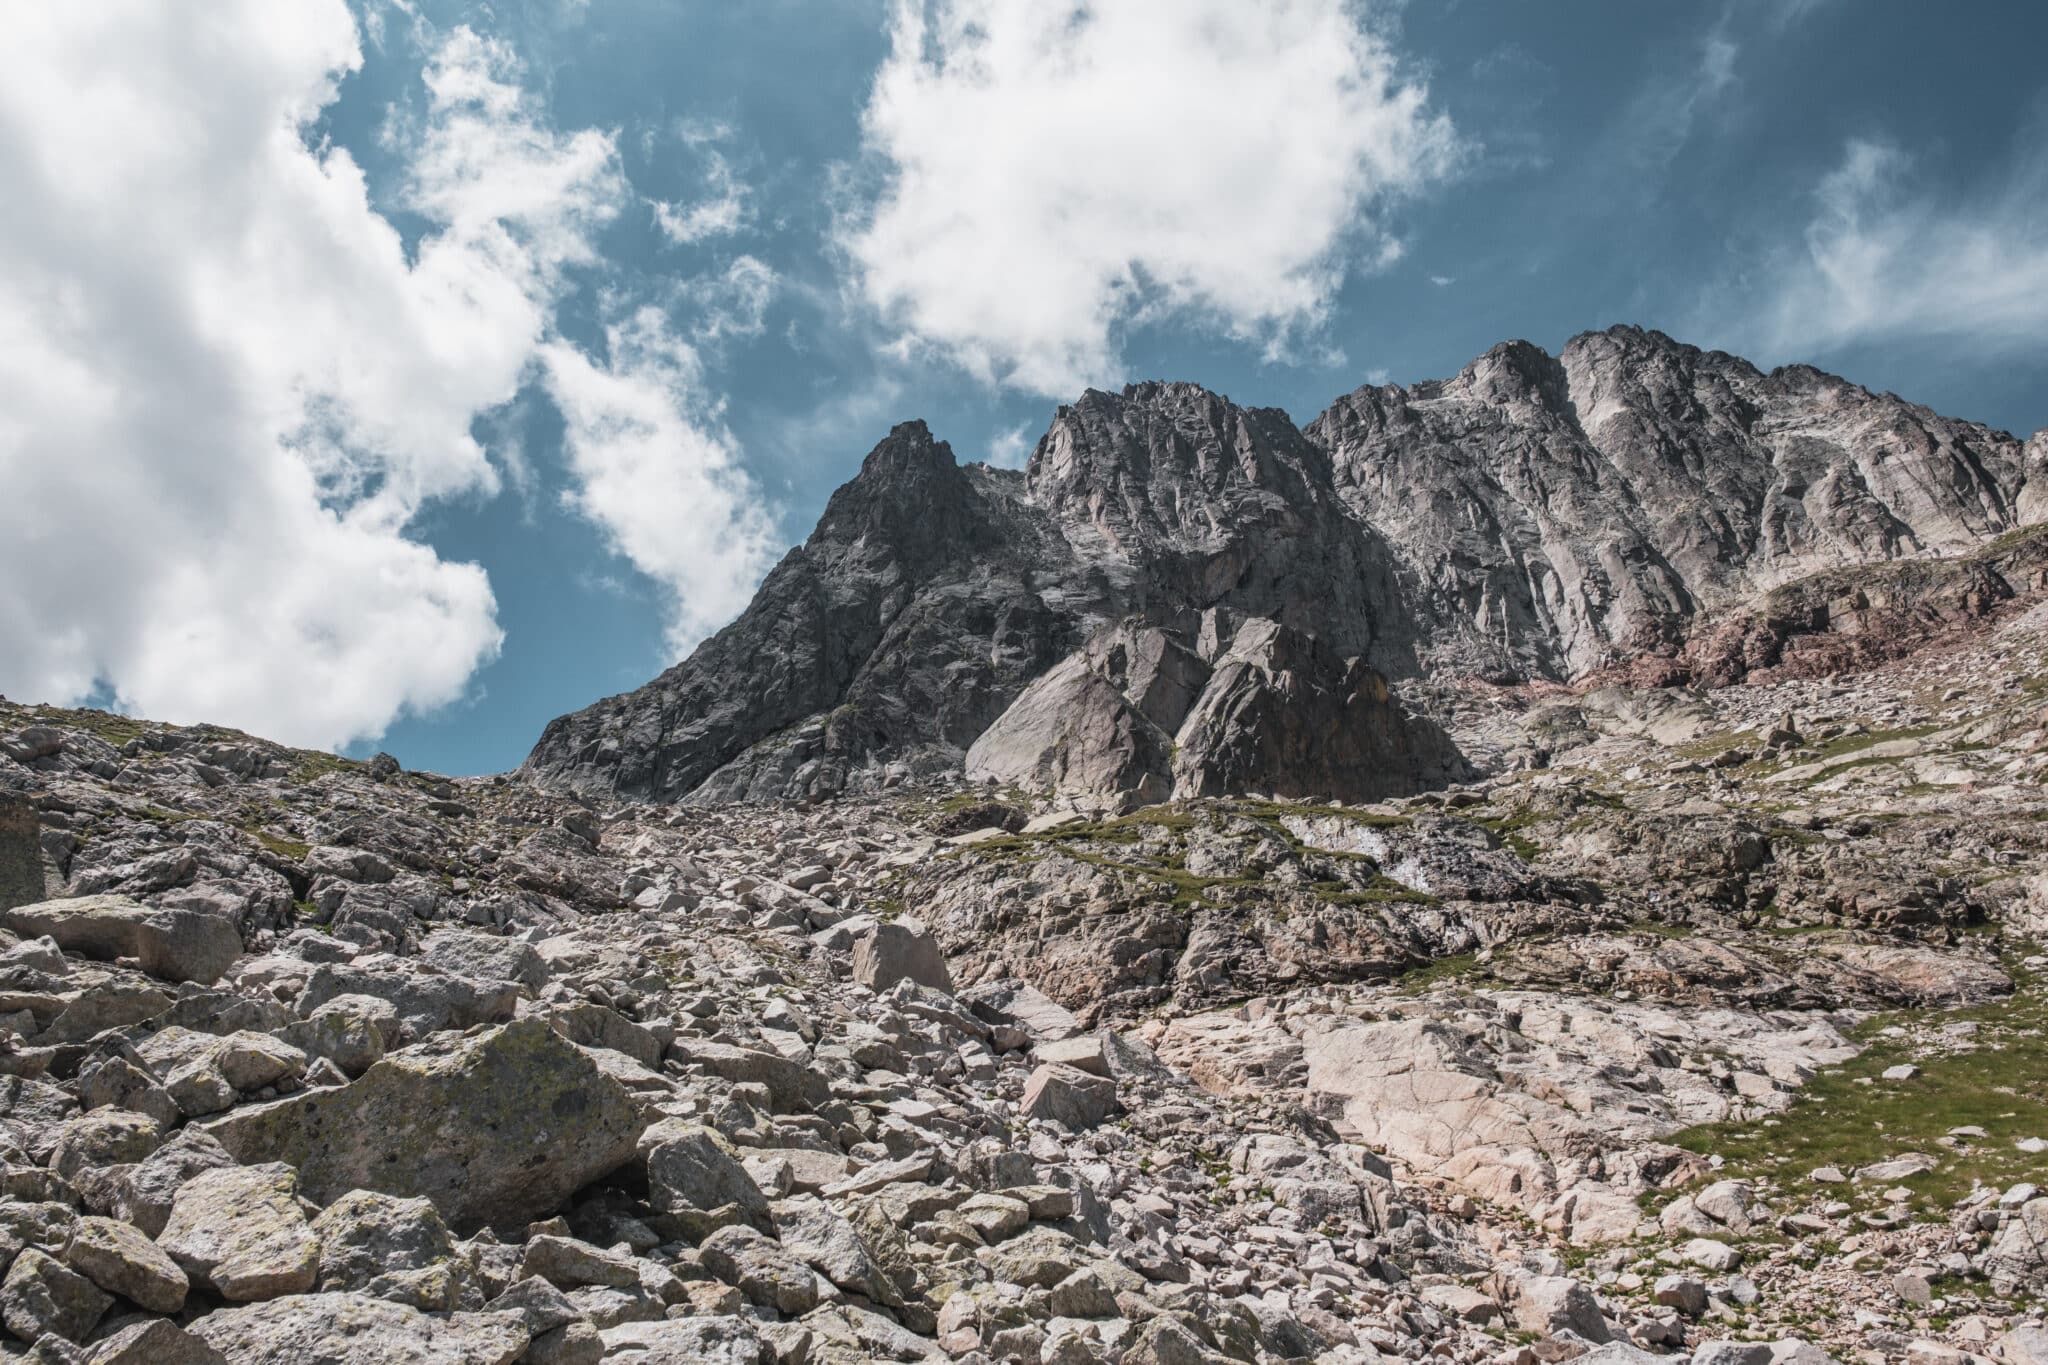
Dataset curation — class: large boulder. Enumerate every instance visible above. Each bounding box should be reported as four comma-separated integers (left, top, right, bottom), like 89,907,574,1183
1020,1063,1119,1130
1986,1197,2048,1294
0,1246,111,1345
188,1292,529,1364
202,1018,641,1231
62,1214,189,1313
851,918,954,995
2,894,241,984
310,1191,469,1311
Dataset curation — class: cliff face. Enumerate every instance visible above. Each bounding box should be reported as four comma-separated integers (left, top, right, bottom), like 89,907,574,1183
525,326,2045,806
1312,326,2028,682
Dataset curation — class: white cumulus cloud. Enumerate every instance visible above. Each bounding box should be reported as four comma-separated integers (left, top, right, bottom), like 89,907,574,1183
841,0,1459,395
0,6,621,748
1723,136,2048,357
542,309,781,658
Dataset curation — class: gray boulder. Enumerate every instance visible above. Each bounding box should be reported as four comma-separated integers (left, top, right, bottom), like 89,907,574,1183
202,1018,641,1232
188,1292,529,1364
851,917,953,994
1020,1063,1119,1130
310,1190,468,1310
157,1163,319,1301
0,1247,110,1345
2,895,241,985
643,1122,769,1238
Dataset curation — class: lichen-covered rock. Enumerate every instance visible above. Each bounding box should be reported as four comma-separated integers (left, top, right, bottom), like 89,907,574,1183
201,1018,641,1232
187,1292,529,1364
83,1318,227,1364
62,1214,189,1313
598,1316,770,1365
158,1163,320,1301
1,1246,111,1345
310,1191,469,1311
103,1128,237,1238
643,1122,769,1239
1,894,241,985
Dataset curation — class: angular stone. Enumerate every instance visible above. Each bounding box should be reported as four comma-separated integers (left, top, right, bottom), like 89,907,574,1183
1020,1063,1118,1129
698,1225,821,1315
1048,1267,1118,1319
296,963,517,1042
310,1189,468,1311
769,1195,898,1305
851,918,954,995
106,1127,236,1238
525,1320,604,1365
1,1247,112,1345
82,1318,227,1364
1654,1273,1707,1316
420,929,549,992
188,1292,529,1364
48,1110,161,1182
212,1031,307,1092
202,1018,641,1232
517,1234,639,1290
1,895,240,985
597,1317,770,1365
62,1215,188,1313
279,1000,388,1079
1035,1035,1108,1076
157,1163,319,1301
1505,1272,1610,1343
643,1122,769,1239
75,1055,179,1132
0,1075,79,1160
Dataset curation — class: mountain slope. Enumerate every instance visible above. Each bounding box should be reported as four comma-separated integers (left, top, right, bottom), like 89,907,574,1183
527,326,2044,805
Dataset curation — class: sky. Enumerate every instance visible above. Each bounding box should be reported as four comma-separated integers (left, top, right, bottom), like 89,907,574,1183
2,0,2045,776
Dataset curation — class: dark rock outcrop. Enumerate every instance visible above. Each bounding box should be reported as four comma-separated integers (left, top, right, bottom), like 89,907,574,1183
527,327,2045,808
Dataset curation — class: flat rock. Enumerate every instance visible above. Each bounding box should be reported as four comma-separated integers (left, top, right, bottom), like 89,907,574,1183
2,894,241,985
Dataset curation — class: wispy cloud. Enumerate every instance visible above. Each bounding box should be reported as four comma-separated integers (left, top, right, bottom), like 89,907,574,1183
542,307,780,658
1700,131,2048,359
985,422,1033,469
652,120,753,245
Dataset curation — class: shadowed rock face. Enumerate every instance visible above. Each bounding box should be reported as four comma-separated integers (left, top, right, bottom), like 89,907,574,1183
526,326,2044,807
0,792,42,912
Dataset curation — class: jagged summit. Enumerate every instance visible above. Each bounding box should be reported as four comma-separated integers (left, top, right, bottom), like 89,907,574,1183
526,329,2046,806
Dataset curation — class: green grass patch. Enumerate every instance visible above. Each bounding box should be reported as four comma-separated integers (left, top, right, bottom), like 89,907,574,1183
1396,951,1483,994
1668,950,2045,1220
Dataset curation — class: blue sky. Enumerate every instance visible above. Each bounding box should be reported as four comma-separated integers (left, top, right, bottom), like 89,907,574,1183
3,1,2045,776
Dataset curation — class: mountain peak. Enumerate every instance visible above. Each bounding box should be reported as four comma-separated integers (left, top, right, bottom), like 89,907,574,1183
528,327,2039,806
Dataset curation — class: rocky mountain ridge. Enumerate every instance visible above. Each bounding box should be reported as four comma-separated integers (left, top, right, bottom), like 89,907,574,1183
526,326,2045,811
